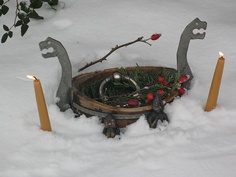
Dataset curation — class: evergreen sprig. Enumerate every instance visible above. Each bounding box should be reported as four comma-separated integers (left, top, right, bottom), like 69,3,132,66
83,65,179,107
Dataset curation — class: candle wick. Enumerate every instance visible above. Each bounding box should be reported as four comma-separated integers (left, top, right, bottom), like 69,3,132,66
33,76,38,80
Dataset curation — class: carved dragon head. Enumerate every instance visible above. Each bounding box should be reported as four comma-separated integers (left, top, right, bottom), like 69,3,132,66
152,93,164,112
39,37,61,58
186,18,207,39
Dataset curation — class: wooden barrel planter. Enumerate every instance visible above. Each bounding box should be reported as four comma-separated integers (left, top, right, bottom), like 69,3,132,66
71,66,179,128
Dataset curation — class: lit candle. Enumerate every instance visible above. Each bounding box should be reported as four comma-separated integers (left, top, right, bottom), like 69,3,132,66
204,52,225,112
27,75,52,131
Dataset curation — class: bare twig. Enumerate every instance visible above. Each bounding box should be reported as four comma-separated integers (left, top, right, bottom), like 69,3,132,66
12,0,20,29
3,0,10,4
78,36,152,72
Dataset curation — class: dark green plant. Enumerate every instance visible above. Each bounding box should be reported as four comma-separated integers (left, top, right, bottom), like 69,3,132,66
0,0,58,43
83,66,179,107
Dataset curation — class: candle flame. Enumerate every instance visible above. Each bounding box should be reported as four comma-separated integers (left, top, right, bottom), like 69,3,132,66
27,75,37,80
219,51,224,57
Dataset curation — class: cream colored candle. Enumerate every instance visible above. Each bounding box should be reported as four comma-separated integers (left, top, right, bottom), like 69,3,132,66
27,75,52,131
204,52,225,112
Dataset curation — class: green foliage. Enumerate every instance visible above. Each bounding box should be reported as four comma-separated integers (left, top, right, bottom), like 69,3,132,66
0,0,59,43
1,24,13,43
83,66,179,107
0,0,9,17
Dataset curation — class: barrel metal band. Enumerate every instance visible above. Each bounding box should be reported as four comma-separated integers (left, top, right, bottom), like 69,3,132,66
72,102,145,119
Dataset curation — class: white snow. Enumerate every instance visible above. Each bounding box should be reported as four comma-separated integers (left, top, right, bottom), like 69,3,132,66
1,0,236,177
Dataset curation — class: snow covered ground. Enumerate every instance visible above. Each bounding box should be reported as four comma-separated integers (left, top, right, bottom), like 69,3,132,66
1,0,236,177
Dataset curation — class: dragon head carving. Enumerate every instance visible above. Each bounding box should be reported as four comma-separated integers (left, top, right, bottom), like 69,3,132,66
152,93,164,112
39,37,72,112
186,18,207,39
39,37,61,58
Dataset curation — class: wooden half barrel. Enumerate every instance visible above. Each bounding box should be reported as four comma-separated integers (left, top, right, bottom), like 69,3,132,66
72,66,179,127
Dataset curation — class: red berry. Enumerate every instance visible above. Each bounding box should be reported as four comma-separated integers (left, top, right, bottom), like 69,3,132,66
146,93,155,101
157,90,165,95
151,33,161,40
145,99,151,104
127,99,140,107
157,76,164,83
163,81,169,86
178,88,187,95
179,75,190,84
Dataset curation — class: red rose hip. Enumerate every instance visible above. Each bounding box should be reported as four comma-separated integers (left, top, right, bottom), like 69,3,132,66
157,90,165,95
179,75,190,84
146,93,155,101
127,99,140,107
157,76,164,84
151,33,161,40
178,88,187,95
